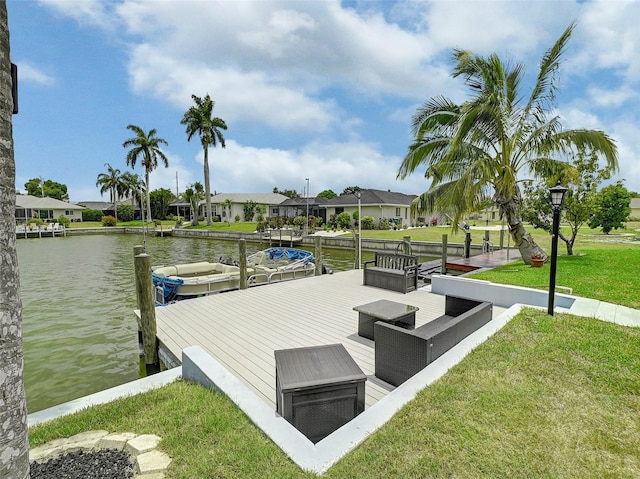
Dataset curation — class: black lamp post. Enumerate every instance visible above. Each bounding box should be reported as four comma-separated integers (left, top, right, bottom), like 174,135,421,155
548,182,568,316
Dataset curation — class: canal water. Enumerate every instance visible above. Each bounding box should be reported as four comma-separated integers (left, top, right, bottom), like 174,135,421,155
18,233,365,413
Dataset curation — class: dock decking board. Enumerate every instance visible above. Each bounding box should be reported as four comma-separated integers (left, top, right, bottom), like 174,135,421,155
152,269,507,409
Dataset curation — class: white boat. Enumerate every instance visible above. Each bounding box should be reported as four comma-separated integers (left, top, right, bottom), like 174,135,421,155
152,247,316,303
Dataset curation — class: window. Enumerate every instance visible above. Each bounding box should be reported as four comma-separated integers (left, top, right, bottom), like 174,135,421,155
65,210,74,216
395,207,401,217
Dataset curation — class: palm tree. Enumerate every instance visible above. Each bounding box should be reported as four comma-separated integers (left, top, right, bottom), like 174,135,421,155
181,93,227,225
220,198,232,225
123,125,169,222
183,181,204,226
120,171,143,218
0,3,29,477
96,163,124,221
397,23,618,263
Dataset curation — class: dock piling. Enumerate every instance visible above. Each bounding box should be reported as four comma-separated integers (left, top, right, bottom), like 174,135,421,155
134,252,160,375
315,236,323,276
239,239,248,289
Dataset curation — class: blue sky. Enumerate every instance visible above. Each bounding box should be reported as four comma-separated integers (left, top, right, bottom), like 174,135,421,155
7,0,640,202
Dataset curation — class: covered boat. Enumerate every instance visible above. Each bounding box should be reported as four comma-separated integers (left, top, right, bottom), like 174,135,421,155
152,247,316,303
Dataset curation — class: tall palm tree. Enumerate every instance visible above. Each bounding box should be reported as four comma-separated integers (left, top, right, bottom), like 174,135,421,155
0,3,29,477
123,125,169,222
397,23,618,263
95,162,123,221
181,93,227,225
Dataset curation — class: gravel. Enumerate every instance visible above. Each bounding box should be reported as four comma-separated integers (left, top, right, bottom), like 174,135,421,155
30,449,134,479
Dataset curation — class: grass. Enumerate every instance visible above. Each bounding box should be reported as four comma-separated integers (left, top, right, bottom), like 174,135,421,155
30,309,640,478
469,247,640,309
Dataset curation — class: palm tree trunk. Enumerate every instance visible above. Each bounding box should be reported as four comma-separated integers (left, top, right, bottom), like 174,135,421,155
145,171,152,222
499,197,546,264
203,146,211,225
0,3,30,476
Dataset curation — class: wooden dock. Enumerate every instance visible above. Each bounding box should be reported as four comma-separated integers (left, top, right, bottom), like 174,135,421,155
446,248,521,272
150,269,507,410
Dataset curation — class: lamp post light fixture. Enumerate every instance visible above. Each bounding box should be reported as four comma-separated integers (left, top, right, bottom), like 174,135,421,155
547,181,568,316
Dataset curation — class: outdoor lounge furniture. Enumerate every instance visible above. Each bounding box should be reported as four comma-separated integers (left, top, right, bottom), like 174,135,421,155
274,343,366,443
374,295,493,387
353,299,419,340
363,252,419,293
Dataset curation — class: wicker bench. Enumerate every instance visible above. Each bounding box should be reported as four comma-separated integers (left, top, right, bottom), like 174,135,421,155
363,252,419,293
374,295,493,386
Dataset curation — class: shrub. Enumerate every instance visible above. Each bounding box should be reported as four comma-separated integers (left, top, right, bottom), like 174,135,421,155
336,211,352,229
352,210,359,222
234,215,241,223
116,204,135,222
57,216,71,228
377,218,392,230
82,208,103,222
361,216,375,230
212,215,220,222
175,216,183,226
101,215,117,227
293,216,306,228
256,221,267,232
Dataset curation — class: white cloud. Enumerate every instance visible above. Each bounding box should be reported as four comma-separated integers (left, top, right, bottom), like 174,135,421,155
15,61,55,86
127,44,338,132
38,0,119,31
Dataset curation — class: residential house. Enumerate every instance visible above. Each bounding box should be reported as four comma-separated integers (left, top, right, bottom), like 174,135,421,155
324,189,418,228
274,196,330,224
630,197,640,220
77,199,141,219
171,193,289,222
15,195,85,223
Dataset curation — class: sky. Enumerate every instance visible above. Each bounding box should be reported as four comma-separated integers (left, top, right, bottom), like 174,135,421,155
7,0,640,203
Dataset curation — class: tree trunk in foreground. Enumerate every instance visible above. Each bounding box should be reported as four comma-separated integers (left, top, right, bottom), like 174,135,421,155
0,2,30,477
500,197,547,265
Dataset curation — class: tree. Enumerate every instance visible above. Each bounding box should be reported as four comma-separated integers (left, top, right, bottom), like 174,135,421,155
96,163,123,221
220,198,232,225
317,189,337,200
24,177,43,197
397,23,618,264
273,187,300,198
181,93,227,225
589,182,631,234
120,171,143,218
149,188,175,220
341,186,363,196
243,200,257,222
42,179,69,201
25,177,69,200
522,148,612,255
183,182,204,225
0,2,30,476
123,124,169,221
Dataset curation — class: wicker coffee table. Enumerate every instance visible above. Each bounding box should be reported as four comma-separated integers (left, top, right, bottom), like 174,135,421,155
353,299,419,340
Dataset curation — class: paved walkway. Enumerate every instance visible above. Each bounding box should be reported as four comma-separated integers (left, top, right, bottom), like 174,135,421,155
563,297,640,327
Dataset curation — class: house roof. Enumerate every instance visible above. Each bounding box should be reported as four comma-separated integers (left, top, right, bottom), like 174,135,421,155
278,196,329,206
16,195,84,210
325,189,416,207
210,193,289,204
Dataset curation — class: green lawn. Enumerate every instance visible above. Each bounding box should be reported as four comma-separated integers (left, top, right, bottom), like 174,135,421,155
30,309,640,478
